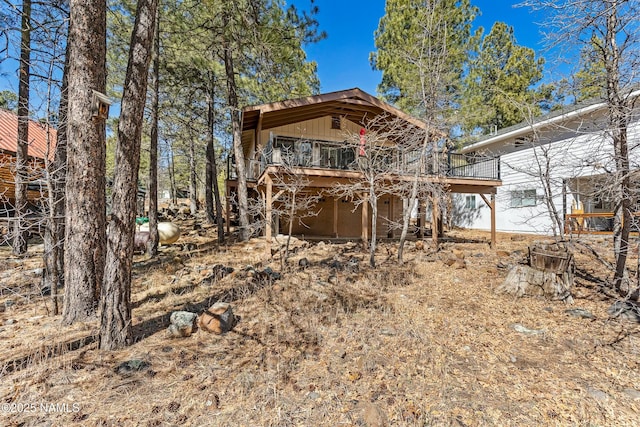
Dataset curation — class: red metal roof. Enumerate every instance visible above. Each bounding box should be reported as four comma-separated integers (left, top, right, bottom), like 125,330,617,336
0,108,57,160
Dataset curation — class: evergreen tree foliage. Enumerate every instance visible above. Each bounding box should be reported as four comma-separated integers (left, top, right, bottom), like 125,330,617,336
461,21,545,134
371,0,480,117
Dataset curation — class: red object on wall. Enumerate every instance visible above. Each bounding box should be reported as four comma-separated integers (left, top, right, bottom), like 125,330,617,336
359,128,366,156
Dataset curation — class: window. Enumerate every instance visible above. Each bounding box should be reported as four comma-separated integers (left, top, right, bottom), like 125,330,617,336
510,189,537,207
465,195,476,209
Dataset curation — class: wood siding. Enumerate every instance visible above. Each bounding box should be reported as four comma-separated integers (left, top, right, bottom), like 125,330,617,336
261,115,364,146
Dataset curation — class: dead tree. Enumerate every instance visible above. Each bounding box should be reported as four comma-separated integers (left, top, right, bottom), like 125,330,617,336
330,117,404,268
519,0,640,297
13,0,31,255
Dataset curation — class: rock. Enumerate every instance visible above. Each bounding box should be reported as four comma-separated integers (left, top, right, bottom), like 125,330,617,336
212,264,234,280
452,249,465,259
134,231,150,254
198,302,235,334
607,300,640,323
453,259,466,269
586,387,609,401
328,275,338,285
139,222,181,245
356,402,388,427
565,308,595,319
511,323,544,335
443,256,457,266
307,392,320,400
346,257,360,272
623,388,640,400
167,311,197,338
115,359,150,375
298,258,310,269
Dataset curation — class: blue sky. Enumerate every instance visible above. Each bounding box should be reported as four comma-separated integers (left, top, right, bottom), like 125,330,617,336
291,0,551,95
0,1,556,100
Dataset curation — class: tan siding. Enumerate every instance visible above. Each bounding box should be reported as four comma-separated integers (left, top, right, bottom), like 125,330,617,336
259,116,366,146
278,193,404,238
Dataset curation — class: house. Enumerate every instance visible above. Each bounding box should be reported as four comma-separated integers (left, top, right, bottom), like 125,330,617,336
225,88,502,245
456,91,640,235
0,108,57,217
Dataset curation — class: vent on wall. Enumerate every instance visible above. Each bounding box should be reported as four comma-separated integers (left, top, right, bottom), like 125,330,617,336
331,116,341,130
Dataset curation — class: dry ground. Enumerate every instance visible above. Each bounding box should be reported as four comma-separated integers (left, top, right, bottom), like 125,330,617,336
0,222,639,426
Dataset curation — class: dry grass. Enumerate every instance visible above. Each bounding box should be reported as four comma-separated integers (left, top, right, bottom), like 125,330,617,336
0,223,639,426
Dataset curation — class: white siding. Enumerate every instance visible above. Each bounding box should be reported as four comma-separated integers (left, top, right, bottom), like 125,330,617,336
457,118,640,234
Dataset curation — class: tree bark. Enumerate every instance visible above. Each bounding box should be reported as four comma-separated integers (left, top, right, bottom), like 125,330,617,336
188,137,197,214
13,0,31,256
62,0,107,324
101,0,157,350
603,1,632,295
222,19,250,241
205,85,215,224
147,6,160,256
205,79,225,243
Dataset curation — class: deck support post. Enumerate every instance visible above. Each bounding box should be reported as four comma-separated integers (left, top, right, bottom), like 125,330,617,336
480,193,497,249
490,193,496,249
333,197,339,237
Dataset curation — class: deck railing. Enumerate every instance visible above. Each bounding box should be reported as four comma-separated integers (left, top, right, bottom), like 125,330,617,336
227,146,501,182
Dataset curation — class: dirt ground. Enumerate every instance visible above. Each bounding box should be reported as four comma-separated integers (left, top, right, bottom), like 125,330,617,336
0,221,639,426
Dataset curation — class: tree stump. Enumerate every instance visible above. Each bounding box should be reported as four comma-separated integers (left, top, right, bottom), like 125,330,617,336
497,242,574,303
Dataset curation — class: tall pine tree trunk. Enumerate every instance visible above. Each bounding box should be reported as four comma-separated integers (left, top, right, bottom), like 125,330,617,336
13,0,31,256
205,80,215,224
222,20,249,241
101,0,157,350
189,138,197,214
63,0,107,324
148,6,160,256
205,80,225,243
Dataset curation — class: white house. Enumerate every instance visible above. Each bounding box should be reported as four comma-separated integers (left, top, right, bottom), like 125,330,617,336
454,91,640,235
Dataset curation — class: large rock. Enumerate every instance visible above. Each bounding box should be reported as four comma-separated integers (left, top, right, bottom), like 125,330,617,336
167,311,197,338
140,222,181,245
198,302,235,334
607,300,640,323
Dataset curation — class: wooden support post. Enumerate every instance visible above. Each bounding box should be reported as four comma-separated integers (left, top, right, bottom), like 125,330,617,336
333,197,339,238
431,195,439,246
361,195,369,244
479,193,497,249
490,193,496,249
388,196,394,238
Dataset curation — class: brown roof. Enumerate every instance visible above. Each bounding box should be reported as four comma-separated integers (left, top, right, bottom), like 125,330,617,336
0,108,57,160
242,88,427,132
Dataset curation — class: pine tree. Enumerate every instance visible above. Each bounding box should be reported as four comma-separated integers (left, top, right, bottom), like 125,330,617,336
461,22,545,135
